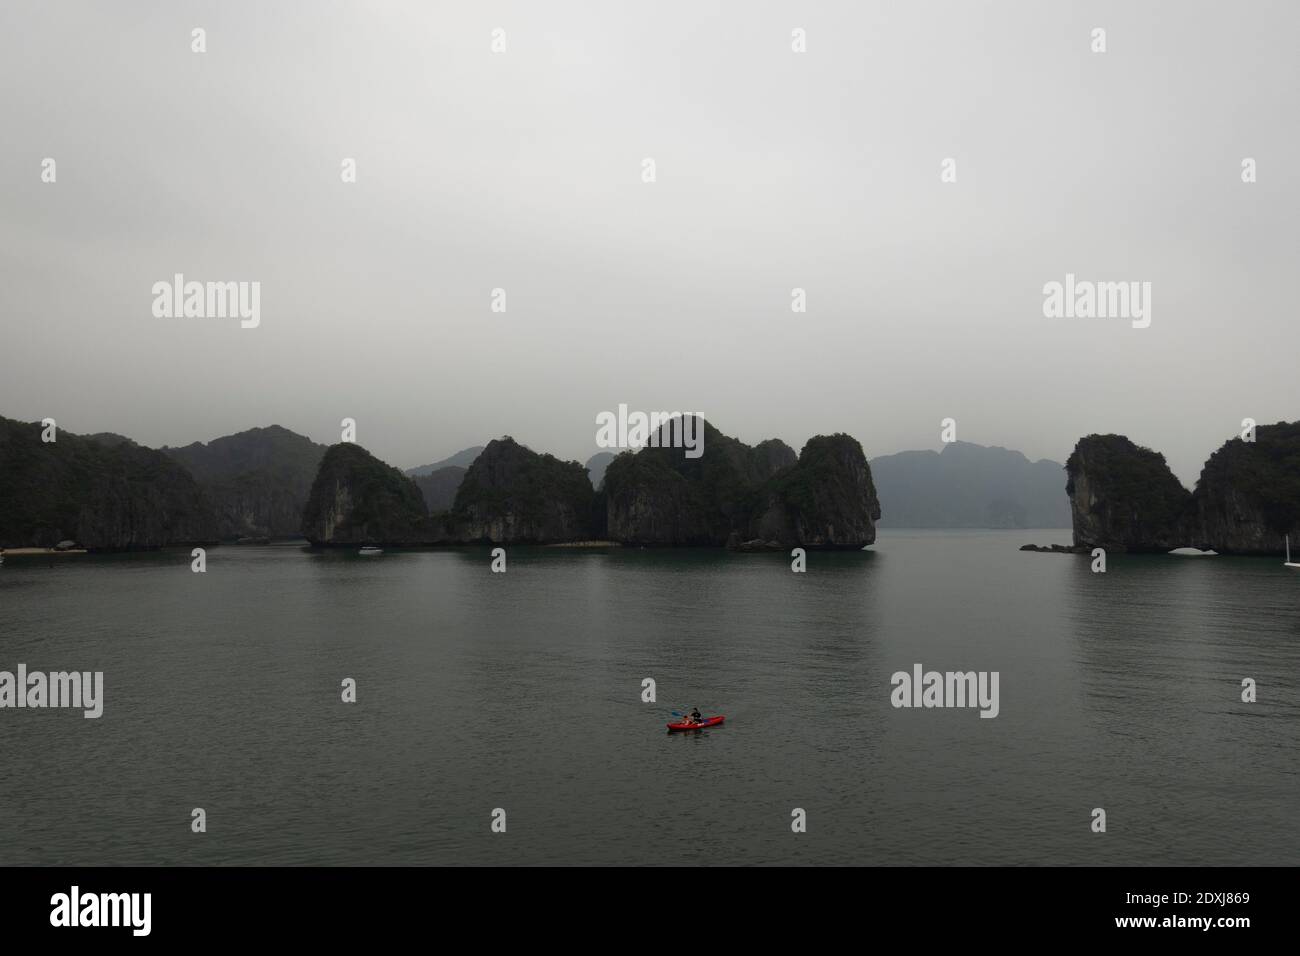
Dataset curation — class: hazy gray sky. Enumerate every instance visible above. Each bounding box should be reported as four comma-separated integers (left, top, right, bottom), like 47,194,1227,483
2,0,1296,485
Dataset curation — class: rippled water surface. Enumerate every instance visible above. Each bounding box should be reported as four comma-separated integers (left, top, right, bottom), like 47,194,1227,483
1,530,1296,865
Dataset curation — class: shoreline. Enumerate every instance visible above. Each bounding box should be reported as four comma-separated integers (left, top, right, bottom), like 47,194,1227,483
0,547,90,556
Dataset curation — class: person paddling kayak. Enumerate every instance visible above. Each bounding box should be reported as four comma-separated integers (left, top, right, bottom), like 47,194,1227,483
667,709,725,732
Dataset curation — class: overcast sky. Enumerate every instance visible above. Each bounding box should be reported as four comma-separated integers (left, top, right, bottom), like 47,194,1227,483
1,0,1296,485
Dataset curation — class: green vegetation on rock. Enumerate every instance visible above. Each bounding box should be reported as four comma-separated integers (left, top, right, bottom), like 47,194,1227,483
300,442,433,545
451,437,594,542
163,425,326,539
1066,434,1191,551
603,418,880,548
0,416,217,550
1065,425,1300,554
1193,421,1300,552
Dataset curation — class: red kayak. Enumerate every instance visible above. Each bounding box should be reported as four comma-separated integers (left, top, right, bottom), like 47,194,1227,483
667,715,725,732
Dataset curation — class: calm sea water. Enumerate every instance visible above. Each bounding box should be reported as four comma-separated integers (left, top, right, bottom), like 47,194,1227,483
1,530,1296,866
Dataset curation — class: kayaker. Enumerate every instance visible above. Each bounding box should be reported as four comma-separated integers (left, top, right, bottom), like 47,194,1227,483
688,707,703,724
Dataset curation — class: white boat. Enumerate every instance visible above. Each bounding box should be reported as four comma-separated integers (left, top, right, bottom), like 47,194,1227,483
358,546,383,556
1286,536,1300,570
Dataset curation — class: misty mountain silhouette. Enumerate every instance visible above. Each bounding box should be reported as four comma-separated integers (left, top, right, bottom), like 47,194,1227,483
405,446,485,477
869,441,1070,528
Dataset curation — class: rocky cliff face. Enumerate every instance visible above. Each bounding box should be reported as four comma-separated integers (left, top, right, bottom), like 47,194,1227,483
602,450,711,545
748,434,881,548
1065,426,1300,554
1191,422,1300,554
751,438,798,477
301,443,436,545
302,438,598,545
0,417,218,550
603,419,767,545
163,425,326,539
603,419,879,548
450,437,594,542
1065,435,1191,552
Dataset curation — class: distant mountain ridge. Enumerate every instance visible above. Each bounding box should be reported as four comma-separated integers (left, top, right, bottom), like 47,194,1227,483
405,447,484,477
412,465,467,513
162,425,327,539
869,441,1070,528
584,451,616,489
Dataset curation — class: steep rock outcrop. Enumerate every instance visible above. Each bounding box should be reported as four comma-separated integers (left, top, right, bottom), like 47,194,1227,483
1064,426,1300,554
748,434,881,548
751,438,798,477
604,419,878,548
450,437,594,542
1065,435,1191,552
602,450,711,545
301,443,435,545
603,419,770,545
0,416,218,550
1192,422,1300,554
